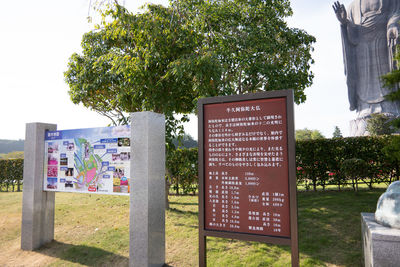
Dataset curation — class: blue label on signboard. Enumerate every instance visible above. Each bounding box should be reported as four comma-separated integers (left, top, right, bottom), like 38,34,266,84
106,149,118,153
100,138,118,144
102,161,109,167
94,145,106,149
46,131,62,140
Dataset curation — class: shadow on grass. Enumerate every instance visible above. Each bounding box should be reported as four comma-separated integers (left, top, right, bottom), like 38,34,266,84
296,189,385,266
168,207,198,216
169,201,198,206
38,240,128,266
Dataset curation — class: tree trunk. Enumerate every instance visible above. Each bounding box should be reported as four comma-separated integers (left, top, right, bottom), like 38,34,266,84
165,180,170,210
165,169,171,210
355,178,359,192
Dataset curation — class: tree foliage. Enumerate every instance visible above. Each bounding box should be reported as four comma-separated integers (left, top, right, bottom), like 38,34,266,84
366,113,393,136
171,0,315,101
64,0,315,141
332,126,343,138
0,159,24,192
65,3,220,147
382,45,400,128
172,133,197,148
295,128,324,141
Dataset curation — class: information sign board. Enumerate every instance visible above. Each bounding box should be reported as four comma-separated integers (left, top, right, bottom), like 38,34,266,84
43,126,131,195
198,90,298,266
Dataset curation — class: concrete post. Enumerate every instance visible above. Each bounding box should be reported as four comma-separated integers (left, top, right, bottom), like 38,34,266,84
130,112,165,267
21,122,57,250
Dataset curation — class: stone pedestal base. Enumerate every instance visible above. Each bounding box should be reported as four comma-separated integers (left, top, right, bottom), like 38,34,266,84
350,118,368,136
361,213,400,267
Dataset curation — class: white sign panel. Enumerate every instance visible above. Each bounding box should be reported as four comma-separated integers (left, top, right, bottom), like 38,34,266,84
44,126,130,195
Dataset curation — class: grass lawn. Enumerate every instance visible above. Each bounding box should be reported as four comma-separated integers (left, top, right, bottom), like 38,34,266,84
0,188,385,266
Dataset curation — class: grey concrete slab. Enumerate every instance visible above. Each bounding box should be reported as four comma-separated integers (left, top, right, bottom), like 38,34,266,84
21,122,57,251
130,112,165,267
362,212,400,267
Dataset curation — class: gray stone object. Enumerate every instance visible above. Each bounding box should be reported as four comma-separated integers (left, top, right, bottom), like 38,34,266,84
362,213,400,267
130,112,165,267
375,181,400,229
21,122,57,250
333,0,400,136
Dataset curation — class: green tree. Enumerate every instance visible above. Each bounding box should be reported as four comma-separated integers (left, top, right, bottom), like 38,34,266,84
366,113,393,136
65,0,315,135
65,1,315,206
172,0,315,101
65,3,220,147
172,133,197,149
296,128,324,141
332,126,343,138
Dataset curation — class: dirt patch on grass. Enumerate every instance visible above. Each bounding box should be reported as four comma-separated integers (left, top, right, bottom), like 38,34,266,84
0,238,56,267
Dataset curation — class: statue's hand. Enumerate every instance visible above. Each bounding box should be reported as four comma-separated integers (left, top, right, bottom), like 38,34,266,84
333,1,348,25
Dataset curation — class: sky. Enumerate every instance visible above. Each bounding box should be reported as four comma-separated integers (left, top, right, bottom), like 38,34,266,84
0,0,355,140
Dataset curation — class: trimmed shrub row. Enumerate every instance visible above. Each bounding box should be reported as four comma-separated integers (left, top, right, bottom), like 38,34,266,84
296,136,399,191
0,159,24,192
2,136,399,194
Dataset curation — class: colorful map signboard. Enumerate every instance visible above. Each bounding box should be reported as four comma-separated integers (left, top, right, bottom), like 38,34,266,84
44,126,131,195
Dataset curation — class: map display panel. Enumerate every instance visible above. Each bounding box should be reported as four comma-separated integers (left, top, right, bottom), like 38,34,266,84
44,126,131,195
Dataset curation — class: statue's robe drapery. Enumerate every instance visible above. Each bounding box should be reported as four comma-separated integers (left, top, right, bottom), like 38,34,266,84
341,0,400,118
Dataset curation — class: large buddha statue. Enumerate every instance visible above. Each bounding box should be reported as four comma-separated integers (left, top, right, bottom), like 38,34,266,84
333,0,400,135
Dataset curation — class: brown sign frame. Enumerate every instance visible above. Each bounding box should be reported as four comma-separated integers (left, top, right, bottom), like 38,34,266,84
198,90,298,267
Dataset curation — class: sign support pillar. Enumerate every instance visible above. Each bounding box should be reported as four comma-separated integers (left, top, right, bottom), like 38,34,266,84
21,122,57,250
129,112,165,267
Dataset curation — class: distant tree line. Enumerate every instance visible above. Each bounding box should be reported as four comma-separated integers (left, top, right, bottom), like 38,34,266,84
0,139,24,155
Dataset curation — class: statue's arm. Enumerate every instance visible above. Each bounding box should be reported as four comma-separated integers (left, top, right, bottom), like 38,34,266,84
333,1,358,110
333,1,357,45
333,1,348,26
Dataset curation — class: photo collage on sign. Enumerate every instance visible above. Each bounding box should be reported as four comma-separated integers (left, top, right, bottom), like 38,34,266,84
46,142,59,189
57,140,76,191
43,126,131,195
112,137,131,193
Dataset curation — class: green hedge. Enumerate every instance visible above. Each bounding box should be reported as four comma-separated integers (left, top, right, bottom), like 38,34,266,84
0,159,24,192
2,136,399,194
166,136,400,194
296,136,399,191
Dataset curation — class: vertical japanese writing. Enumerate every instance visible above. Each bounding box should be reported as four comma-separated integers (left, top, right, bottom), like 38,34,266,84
204,98,290,237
